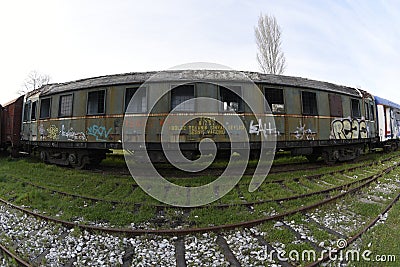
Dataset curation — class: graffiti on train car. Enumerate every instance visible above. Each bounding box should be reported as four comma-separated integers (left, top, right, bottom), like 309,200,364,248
46,125,59,140
290,121,317,140
87,124,113,141
39,124,87,141
249,119,280,137
60,125,87,141
189,118,228,135
167,118,230,135
330,117,368,139
39,124,46,140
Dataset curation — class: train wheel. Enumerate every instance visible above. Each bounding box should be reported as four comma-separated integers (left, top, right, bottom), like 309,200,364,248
40,151,49,163
68,153,89,169
322,150,338,165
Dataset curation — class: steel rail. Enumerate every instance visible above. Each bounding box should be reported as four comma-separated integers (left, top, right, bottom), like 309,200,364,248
305,188,400,267
0,242,32,267
0,162,398,236
12,155,398,209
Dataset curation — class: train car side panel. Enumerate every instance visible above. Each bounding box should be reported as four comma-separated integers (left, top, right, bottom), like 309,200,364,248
1,96,24,155
0,104,3,149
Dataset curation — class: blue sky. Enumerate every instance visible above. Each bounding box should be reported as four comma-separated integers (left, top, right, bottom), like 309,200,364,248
1,0,399,104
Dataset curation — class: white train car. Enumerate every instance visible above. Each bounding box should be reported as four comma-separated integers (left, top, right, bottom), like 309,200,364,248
375,96,400,150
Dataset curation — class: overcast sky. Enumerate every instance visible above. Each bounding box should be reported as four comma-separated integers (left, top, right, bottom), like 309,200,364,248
1,0,399,105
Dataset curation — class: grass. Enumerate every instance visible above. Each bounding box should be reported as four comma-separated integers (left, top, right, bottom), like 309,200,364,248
0,150,399,229
354,200,400,266
342,167,400,266
253,156,400,266
0,153,399,266
187,206,254,227
259,221,295,244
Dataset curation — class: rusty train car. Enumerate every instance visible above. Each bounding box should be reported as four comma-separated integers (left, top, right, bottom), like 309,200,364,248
1,70,399,168
0,96,24,156
0,104,2,150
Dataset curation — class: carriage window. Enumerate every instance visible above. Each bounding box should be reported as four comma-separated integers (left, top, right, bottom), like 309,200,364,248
369,104,375,121
125,87,147,113
264,88,284,113
39,98,51,119
301,91,318,115
23,102,30,122
31,101,37,121
87,90,106,115
364,102,370,120
59,94,73,117
351,99,361,118
220,86,243,112
171,85,195,111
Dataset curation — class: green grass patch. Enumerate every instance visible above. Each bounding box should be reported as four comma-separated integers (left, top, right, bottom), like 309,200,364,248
349,199,400,266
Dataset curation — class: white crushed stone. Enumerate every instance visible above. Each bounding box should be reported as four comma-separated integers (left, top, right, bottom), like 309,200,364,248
224,228,277,266
127,235,176,266
185,233,228,266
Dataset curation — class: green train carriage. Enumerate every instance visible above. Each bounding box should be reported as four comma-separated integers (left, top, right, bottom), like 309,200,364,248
20,70,378,168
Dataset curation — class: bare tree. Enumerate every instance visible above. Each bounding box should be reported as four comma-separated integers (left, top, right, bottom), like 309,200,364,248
19,70,51,95
255,14,286,74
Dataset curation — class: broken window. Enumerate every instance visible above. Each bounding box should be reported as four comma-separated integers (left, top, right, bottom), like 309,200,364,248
23,102,30,122
171,85,195,111
364,102,370,120
125,87,147,113
369,104,375,121
264,87,284,113
302,91,318,115
31,101,37,121
351,99,361,118
220,86,243,112
59,94,73,117
87,90,106,115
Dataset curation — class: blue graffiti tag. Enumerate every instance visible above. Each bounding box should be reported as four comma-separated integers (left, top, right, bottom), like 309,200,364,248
87,125,113,141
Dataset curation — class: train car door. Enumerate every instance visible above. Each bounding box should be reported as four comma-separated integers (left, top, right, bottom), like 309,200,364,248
21,92,40,141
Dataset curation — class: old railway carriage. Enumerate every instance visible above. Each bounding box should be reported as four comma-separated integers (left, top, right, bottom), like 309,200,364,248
1,96,24,156
20,70,378,167
0,104,2,150
245,72,376,163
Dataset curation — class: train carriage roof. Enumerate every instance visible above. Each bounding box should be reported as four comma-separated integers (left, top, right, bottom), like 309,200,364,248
2,95,24,107
38,70,362,97
374,96,400,110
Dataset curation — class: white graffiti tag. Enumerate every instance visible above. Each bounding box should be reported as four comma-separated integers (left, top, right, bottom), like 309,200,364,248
61,125,87,141
39,124,46,140
291,121,317,140
249,119,280,137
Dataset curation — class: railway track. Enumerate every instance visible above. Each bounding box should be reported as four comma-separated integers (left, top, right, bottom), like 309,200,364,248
8,153,398,210
91,152,386,178
87,161,321,178
8,160,390,209
0,154,400,265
